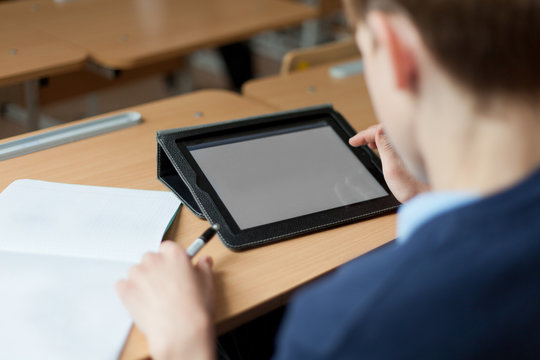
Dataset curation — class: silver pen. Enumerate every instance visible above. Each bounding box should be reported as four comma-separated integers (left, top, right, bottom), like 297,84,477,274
186,224,220,258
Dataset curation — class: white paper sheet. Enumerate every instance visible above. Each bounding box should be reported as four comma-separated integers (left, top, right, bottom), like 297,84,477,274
0,252,132,360
0,180,182,360
0,179,181,262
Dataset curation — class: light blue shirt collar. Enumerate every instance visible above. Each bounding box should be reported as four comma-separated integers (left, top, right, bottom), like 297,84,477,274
397,192,480,244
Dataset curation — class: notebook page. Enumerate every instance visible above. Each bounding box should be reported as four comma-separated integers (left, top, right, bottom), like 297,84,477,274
0,179,181,263
0,251,132,360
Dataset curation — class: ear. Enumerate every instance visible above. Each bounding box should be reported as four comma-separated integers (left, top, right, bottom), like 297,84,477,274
367,11,419,92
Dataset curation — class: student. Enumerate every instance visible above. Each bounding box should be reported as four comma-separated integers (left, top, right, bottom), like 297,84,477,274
116,0,540,358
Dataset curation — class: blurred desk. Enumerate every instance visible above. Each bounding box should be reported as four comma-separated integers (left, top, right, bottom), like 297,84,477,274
0,22,86,87
0,90,395,359
1,0,315,129
0,11,87,129
12,0,317,71
243,57,379,131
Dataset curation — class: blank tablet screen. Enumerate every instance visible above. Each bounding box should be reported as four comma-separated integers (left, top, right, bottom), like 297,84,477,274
188,121,388,230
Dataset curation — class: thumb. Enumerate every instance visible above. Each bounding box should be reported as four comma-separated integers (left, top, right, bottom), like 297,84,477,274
374,128,408,181
375,128,399,165
196,256,213,275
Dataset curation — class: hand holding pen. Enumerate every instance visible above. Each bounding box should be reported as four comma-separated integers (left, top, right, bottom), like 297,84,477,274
116,224,219,360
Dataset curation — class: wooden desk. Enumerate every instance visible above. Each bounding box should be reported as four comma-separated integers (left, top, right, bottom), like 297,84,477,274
0,3,87,129
0,90,396,359
243,57,378,131
1,0,314,129
15,0,317,70
0,22,86,88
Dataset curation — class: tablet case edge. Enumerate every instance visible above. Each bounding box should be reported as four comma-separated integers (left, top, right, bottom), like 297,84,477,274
157,140,205,218
156,104,399,250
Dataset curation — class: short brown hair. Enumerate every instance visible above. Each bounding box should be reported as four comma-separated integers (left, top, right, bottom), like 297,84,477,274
345,0,540,98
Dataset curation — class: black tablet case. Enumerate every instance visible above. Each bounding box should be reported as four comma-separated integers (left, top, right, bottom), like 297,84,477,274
157,105,399,250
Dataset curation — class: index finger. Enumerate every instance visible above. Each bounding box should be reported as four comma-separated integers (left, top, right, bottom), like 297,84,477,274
349,124,382,147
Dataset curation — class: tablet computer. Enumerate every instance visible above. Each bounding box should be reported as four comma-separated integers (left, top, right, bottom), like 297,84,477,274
157,105,399,250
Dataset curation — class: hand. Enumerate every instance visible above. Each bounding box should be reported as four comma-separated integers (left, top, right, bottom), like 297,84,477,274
349,124,429,203
116,241,215,360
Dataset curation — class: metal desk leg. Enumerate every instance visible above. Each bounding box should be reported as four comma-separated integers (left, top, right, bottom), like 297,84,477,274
300,0,320,48
23,79,40,131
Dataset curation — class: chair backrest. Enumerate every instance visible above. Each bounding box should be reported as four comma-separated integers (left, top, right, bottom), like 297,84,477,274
280,37,360,75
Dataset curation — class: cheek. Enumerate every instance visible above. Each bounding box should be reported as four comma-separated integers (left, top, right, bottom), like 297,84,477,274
363,56,424,179
364,54,405,143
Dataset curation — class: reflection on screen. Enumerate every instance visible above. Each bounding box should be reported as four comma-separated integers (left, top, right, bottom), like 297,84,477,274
188,122,388,230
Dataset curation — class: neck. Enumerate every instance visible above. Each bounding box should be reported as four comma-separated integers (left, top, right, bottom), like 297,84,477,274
418,90,540,195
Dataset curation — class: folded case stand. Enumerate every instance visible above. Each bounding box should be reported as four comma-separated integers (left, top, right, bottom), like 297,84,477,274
157,105,399,251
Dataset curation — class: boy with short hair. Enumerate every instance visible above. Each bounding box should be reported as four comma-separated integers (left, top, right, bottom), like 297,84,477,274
116,1,540,358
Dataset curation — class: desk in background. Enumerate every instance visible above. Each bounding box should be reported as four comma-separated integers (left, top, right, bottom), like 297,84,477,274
0,22,85,88
1,0,316,130
0,90,396,359
7,0,317,71
243,57,378,131
0,16,87,130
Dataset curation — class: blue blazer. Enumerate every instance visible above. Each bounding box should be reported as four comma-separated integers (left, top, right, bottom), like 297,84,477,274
274,168,540,359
